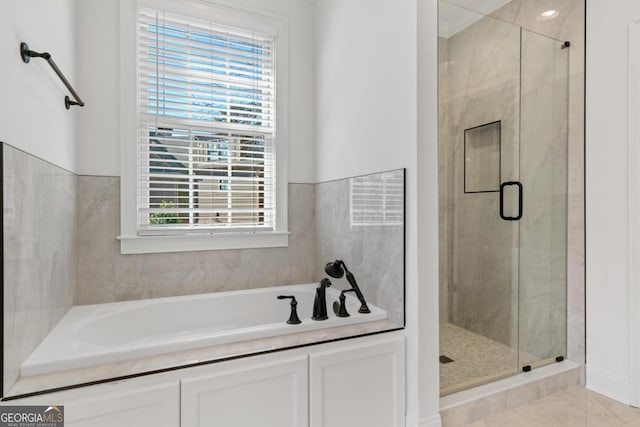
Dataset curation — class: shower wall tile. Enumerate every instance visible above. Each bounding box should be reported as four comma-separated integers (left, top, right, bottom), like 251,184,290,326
441,15,522,346
3,144,77,392
492,0,587,367
314,174,405,325
490,0,585,71
567,72,585,366
517,28,570,359
76,178,317,304
440,0,585,368
438,36,451,322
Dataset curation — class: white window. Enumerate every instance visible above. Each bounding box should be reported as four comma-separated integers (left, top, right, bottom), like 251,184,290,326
119,0,288,254
350,170,404,227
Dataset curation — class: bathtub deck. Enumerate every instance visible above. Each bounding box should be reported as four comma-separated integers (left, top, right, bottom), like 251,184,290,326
20,284,386,378
7,319,403,398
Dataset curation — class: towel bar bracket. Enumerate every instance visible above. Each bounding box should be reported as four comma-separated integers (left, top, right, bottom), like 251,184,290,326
20,42,50,63
19,42,85,109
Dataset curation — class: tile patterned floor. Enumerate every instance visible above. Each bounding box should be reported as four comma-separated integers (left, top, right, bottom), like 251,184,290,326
440,322,538,395
467,387,640,427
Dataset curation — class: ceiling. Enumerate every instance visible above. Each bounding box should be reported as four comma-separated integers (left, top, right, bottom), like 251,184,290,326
438,0,512,38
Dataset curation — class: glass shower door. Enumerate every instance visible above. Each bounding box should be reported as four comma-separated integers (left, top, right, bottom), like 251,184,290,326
438,1,523,394
517,29,570,370
438,1,570,395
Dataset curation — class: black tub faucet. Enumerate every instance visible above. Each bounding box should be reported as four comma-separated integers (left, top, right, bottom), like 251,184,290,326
325,260,371,314
277,295,302,324
312,278,332,321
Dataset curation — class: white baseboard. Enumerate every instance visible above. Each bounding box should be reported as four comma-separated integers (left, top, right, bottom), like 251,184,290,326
405,414,442,427
586,365,630,405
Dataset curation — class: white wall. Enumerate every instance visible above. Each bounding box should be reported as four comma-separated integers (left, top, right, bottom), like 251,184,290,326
75,0,316,183
586,0,640,404
315,1,441,426
0,0,77,173
314,0,418,183
74,0,120,177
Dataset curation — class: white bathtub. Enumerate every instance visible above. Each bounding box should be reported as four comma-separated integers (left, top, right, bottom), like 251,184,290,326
21,283,386,377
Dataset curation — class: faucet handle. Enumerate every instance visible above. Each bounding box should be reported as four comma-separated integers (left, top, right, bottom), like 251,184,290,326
277,295,302,325
333,289,356,318
320,278,332,288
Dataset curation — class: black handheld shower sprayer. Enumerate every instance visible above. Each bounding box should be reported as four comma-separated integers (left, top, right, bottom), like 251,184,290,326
324,260,371,314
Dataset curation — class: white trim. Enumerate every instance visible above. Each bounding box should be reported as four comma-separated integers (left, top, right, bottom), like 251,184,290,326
119,0,289,254
587,365,631,406
405,414,442,427
628,19,640,409
120,0,138,254
118,231,289,254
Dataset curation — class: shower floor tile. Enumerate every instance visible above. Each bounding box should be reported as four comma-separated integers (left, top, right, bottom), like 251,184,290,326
440,322,539,395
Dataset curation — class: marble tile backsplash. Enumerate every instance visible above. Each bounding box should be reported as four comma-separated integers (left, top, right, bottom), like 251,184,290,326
76,177,318,304
3,144,406,392
3,144,77,392
314,173,405,325
76,174,405,325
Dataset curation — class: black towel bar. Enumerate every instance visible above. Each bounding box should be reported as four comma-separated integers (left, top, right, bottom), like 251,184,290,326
20,42,85,109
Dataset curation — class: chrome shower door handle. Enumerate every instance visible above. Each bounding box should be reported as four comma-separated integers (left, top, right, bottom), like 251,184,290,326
499,181,523,221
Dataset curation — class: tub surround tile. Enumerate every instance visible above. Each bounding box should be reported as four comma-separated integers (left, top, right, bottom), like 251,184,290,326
76,175,119,304
76,179,318,303
6,166,404,396
4,167,404,397
3,144,77,392
5,319,402,398
180,251,241,296
314,174,405,325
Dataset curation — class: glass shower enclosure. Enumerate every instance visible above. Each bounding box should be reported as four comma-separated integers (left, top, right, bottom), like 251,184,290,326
438,0,569,395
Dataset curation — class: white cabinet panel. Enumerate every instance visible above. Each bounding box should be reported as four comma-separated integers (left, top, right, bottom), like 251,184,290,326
309,336,405,427
11,379,180,427
181,355,308,427
7,334,405,427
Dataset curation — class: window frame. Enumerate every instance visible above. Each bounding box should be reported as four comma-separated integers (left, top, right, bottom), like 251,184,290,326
119,0,289,254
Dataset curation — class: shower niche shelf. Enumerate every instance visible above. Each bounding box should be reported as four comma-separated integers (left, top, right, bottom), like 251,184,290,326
464,121,501,194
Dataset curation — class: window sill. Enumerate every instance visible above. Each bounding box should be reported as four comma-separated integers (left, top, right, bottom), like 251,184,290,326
118,231,289,255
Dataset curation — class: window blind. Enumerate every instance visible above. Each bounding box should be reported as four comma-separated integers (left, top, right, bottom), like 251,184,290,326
137,7,276,234
350,171,404,227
